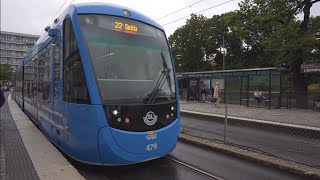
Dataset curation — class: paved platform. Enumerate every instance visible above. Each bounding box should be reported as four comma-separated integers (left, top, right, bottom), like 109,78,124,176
0,93,39,180
180,100,320,128
0,94,84,180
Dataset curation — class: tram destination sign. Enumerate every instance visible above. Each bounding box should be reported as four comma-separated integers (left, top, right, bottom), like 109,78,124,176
301,64,320,73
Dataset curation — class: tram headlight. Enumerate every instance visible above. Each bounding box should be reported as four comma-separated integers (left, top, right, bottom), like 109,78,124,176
112,109,119,116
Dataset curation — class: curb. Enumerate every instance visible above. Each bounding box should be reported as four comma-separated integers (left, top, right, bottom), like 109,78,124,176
7,94,85,180
179,133,320,179
180,110,320,138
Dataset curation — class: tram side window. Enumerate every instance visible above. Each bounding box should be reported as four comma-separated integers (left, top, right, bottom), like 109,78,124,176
16,68,22,98
63,18,90,104
53,44,60,98
30,61,34,98
23,66,28,97
38,49,51,103
31,60,37,98
24,63,32,98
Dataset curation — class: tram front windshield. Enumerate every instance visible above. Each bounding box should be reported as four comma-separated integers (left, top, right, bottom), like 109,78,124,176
79,15,176,104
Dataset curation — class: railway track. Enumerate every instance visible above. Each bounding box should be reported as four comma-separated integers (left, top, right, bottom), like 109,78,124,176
165,156,223,180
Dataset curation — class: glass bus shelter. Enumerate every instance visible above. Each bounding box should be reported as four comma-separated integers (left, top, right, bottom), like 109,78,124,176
177,67,284,109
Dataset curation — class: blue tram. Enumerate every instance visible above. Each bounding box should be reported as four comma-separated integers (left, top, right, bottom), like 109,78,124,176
14,3,180,165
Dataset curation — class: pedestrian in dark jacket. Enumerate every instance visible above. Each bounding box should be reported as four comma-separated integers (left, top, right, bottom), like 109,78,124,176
0,84,5,108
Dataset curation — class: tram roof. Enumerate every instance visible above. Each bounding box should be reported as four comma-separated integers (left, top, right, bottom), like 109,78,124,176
21,3,165,65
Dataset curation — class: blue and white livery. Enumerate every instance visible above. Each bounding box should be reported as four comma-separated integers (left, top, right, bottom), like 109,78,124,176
14,3,180,165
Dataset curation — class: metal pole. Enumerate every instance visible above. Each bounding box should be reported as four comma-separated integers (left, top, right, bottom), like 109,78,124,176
279,71,282,108
247,75,250,107
269,70,272,109
187,78,190,102
223,33,225,71
223,28,228,144
181,78,184,100
240,77,243,105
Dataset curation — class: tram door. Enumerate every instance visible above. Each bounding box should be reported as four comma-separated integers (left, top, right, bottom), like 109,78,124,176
51,41,64,143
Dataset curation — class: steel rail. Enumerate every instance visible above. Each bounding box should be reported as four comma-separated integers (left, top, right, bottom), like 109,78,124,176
165,156,224,180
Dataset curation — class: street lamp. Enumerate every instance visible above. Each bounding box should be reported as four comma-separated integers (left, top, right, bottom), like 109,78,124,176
209,25,228,143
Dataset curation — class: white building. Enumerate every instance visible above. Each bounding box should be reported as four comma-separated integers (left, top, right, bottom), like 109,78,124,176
0,31,39,70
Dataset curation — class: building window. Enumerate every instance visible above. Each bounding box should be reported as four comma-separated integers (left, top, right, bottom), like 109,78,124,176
63,18,90,104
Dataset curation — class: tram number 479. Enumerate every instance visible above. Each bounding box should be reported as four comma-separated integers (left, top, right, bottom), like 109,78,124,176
146,143,157,151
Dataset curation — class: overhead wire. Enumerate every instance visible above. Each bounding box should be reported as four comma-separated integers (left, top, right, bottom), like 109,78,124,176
161,0,235,26
155,0,208,21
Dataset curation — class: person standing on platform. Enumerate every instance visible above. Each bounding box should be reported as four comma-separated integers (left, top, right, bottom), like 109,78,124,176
213,82,221,107
200,87,206,103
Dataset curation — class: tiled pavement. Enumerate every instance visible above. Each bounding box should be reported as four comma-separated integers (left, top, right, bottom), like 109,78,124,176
0,93,39,180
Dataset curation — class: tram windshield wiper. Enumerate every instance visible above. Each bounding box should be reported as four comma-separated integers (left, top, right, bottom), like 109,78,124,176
144,52,172,104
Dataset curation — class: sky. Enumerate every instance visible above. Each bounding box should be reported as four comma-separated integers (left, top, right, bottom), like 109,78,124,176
1,0,320,37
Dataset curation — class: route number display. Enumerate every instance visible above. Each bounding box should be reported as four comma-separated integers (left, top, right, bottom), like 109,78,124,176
114,21,138,34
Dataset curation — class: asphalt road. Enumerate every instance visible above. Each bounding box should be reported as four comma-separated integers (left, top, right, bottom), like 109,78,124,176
181,115,320,167
71,141,302,180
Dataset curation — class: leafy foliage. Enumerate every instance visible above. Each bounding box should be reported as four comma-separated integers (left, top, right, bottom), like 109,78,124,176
0,64,13,81
168,0,320,72
169,14,211,72
168,0,320,107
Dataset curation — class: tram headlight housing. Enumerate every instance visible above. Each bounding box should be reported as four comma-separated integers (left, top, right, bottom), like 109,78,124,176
112,109,119,116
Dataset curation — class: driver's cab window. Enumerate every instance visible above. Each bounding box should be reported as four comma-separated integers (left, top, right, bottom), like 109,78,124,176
63,18,90,104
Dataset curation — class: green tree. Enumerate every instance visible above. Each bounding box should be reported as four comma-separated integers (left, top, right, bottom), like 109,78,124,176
236,0,320,108
169,14,211,72
207,13,248,69
169,13,247,71
0,64,13,81
169,0,320,108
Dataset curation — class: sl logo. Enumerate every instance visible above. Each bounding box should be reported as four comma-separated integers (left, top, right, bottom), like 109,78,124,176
143,111,158,126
